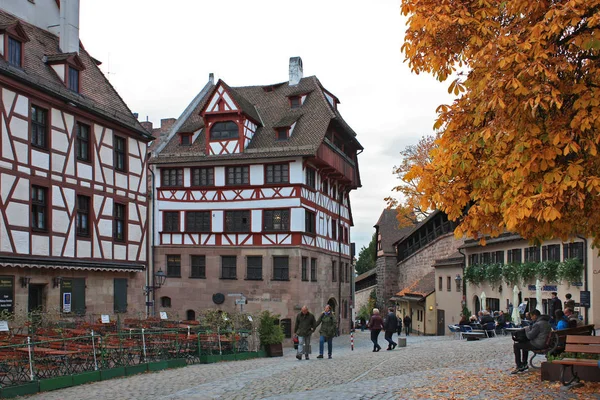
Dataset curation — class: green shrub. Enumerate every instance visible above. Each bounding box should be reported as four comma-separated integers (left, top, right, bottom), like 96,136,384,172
558,258,584,283
257,311,284,346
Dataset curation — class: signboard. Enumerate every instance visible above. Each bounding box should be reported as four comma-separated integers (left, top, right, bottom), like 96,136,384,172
235,298,247,305
0,276,14,313
227,293,243,297
0,321,9,332
101,315,110,324
160,311,168,320
62,292,72,313
580,291,591,308
527,284,558,292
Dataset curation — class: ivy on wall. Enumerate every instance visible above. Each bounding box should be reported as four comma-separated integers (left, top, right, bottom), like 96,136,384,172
464,258,583,287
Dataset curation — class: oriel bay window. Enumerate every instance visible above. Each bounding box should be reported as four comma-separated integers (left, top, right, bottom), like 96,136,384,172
225,210,250,232
161,168,183,187
192,167,214,187
186,211,211,232
273,256,289,281
31,105,48,149
163,211,180,232
76,195,90,236
226,166,249,185
166,255,181,277
265,163,289,184
263,209,289,232
31,185,47,231
113,203,126,241
246,256,262,280
221,256,237,279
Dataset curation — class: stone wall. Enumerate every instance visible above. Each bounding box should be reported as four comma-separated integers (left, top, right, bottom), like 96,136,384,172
355,285,375,315
375,255,398,309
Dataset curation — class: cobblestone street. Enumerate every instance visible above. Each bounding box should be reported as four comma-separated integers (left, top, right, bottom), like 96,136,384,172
25,331,600,400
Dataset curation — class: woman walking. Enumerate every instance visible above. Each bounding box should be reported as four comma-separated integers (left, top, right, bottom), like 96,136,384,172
368,308,384,352
315,304,337,359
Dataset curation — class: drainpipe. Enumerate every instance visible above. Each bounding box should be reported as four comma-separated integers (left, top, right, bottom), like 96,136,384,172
337,188,344,334
149,166,157,317
576,235,589,325
458,248,467,313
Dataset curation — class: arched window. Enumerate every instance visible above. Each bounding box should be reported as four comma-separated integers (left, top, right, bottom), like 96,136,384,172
186,309,196,321
160,296,171,308
210,121,238,140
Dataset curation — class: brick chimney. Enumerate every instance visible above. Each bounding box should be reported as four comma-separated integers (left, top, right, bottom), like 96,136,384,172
140,121,153,133
289,57,303,86
59,0,80,54
160,118,176,132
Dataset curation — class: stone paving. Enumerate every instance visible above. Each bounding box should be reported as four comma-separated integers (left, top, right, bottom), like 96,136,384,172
24,331,600,399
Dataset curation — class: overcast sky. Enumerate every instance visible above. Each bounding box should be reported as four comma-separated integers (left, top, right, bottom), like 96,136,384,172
79,0,452,252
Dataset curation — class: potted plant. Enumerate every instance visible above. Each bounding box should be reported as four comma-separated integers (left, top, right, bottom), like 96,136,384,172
258,310,284,357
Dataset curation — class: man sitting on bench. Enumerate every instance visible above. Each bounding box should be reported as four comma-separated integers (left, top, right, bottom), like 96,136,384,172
512,309,551,374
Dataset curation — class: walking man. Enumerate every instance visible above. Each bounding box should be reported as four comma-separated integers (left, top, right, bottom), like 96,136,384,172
294,305,316,360
548,292,562,322
403,314,412,336
384,307,398,350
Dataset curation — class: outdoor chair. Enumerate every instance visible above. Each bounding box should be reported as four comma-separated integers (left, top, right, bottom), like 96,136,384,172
483,322,496,338
448,325,461,340
458,325,473,340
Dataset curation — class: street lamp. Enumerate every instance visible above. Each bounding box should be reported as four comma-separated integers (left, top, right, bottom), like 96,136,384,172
144,268,167,295
455,274,462,291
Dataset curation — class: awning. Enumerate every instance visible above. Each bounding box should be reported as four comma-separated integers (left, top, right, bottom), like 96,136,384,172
0,257,145,273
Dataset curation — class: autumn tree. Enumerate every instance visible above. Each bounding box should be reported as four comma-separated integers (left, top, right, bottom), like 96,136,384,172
387,135,436,225
355,233,377,275
400,0,600,245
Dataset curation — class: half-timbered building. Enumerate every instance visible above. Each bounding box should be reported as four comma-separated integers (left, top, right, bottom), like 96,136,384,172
0,1,151,319
150,58,362,332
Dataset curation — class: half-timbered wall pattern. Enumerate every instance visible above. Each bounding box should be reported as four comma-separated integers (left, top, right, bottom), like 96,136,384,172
0,85,148,263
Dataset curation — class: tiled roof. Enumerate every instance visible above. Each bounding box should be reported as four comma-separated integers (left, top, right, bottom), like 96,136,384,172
0,10,150,140
396,271,436,298
375,209,413,254
434,251,464,267
355,268,377,283
460,232,523,248
152,75,362,163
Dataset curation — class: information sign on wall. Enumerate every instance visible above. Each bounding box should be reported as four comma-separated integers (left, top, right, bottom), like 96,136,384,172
0,277,14,313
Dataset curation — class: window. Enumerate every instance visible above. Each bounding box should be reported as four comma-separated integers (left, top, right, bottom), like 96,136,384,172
226,166,249,185
322,179,329,195
438,276,443,291
273,256,289,281
210,121,238,140
305,210,316,234
221,256,237,279
345,263,349,283
31,185,47,231
265,164,289,184
456,277,461,292
306,168,316,189
331,219,337,240
161,169,183,187
190,255,206,278
290,96,301,108
563,242,584,263
524,246,540,262
542,244,560,262
246,256,262,280
31,105,48,149
113,203,126,241
276,128,289,141
113,278,128,313
507,248,522,263
263,209,289,231
192,167,214,187
7,37,21,67
76,122,90,162
61,278,86,315
310,258,317,281
180,133,192,146
301,257,308,281
163,211,180,232
447,276,451,292
481,252,491,264
186,211,211,232
114,136,126,172
225,210,250,232
166,255,181,277
160,296,171,308
332,260,337,282
332,185,337,200
68,66,79,92
491,250,504,264
76,195,90,236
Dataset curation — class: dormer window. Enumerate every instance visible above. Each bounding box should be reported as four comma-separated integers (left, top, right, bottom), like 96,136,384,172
7,37,21,67
290,96,301,109
210,121,238,140
68,66,79,92
276,127,289,141
180,133,192,146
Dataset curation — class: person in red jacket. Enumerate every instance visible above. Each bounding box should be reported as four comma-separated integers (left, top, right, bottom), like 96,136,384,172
367,308,384,352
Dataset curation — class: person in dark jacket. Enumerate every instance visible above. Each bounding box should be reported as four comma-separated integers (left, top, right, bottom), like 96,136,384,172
403,315,412,336
512,309,552,374
384,307,398,350
396,312,403,336
315,304,337,359
368,308,384,352
563,293,575,311
294,305,316,360
548,292,562,322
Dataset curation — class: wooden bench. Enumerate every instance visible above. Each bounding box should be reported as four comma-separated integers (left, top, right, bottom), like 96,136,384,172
551,335,600,387
527,324,594,368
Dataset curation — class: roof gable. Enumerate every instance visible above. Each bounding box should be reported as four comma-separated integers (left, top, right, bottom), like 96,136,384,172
201,80,262,125
0,20,30,43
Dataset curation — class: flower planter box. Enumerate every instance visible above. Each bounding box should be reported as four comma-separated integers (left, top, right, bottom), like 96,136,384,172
200,354,222,364
265,343,283,357
39,375,73,392
541,361,600,382
100,366,126,380
221,353,237,362
125,363,148,376
167,358,187,369
148,360,168,371
72,370,101,385
1,382,40,398
257,349,267,358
